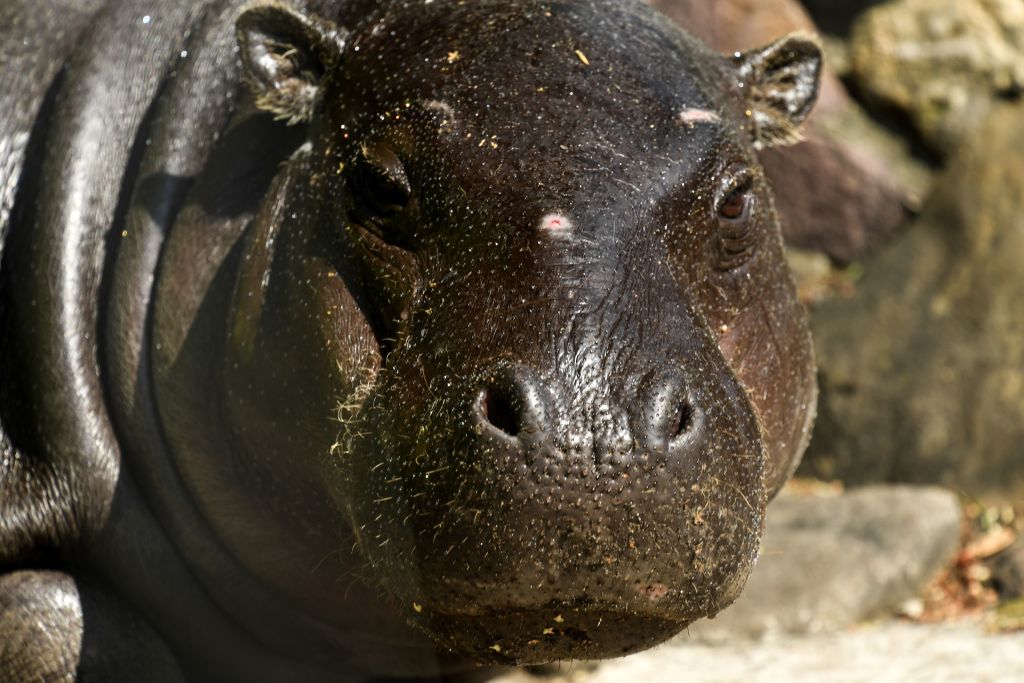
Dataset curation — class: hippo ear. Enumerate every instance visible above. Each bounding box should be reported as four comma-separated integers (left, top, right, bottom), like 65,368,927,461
732,33,823,149
236,3,348,124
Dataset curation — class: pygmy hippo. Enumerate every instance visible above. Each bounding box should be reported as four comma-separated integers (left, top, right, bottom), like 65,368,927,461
0,0,820,680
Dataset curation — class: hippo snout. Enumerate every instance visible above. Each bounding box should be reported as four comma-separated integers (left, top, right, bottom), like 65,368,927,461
472,364,705,475
333,336,768,662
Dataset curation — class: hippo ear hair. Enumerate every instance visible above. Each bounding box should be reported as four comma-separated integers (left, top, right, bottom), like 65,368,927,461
236,2,348,125
732,32,823,150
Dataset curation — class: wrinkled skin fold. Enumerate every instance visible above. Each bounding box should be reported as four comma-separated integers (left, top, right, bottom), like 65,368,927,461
0,0,819,680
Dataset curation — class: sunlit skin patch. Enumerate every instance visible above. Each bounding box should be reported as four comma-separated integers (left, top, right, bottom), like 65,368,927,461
538,212,573,238
676,107,721,126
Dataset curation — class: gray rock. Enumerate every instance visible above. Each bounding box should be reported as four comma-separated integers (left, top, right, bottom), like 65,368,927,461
683,485,961,643
802,102,1024,501
850,0,1024,156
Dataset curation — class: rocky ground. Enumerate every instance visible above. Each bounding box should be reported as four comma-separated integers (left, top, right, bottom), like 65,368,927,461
496,622,1024,683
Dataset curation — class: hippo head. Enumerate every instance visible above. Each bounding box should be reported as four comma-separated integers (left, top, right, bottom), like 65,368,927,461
226,0,820,665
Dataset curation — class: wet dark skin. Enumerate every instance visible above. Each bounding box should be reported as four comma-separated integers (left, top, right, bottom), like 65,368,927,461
0,0,819,680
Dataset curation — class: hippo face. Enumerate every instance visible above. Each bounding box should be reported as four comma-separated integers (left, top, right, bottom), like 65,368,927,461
229,0,820,665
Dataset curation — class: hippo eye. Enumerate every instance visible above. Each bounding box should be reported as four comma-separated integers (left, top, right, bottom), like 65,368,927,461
718,186,750,222
713,170,759,270
716,167,755,222
348,142,412,233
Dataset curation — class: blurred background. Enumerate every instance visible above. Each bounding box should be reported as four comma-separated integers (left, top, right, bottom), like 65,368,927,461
498,0,1024,680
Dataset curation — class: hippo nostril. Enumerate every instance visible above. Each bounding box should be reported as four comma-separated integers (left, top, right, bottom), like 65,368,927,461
480,386,521,438
642,370,702,451
665,399,695,442
474,366,548,441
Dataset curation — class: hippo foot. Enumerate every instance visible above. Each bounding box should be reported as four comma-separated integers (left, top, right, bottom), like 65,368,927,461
0,570,185,683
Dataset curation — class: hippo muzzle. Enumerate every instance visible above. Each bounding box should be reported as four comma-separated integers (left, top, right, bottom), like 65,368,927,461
337,244,768,660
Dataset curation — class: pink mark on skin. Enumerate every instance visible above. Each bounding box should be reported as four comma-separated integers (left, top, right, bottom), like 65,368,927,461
539,212,573,237
677,107,721,126
638,583,670,601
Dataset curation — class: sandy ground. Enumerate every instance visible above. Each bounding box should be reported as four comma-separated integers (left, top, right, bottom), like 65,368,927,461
492,621,1024,683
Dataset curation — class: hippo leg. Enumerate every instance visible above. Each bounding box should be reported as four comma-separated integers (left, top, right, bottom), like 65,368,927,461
0,570,185,683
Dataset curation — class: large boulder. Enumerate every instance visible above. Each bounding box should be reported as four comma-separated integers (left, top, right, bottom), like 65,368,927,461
803,102,1024,501
850,0,1024,156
